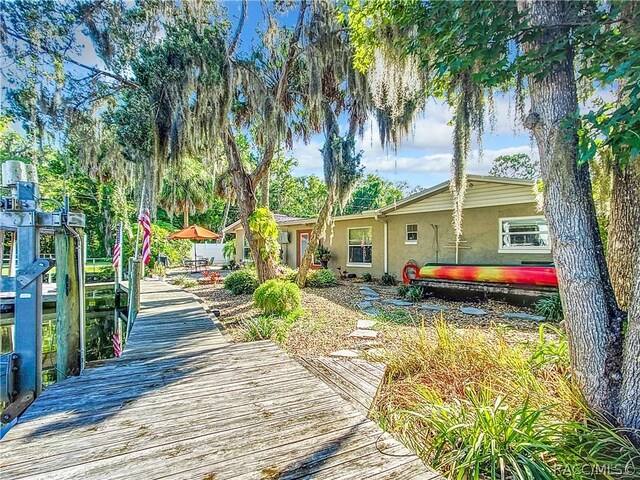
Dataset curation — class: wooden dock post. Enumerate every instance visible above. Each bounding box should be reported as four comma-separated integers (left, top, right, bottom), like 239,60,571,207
55,229,82,380
126,258,141,340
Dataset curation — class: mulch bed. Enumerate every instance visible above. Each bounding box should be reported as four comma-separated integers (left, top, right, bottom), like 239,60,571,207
187,281,555,357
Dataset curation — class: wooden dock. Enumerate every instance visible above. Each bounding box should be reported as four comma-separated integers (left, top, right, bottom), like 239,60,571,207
1,280,438,479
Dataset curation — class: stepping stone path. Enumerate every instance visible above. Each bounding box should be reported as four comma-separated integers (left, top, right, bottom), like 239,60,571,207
502,312,546,322
419,303,449,311
357,319,376,329
329,349,360,358
349,329,379,339
382,299,413,307
356,301,374,310
460,306,487,316
330,286,382,358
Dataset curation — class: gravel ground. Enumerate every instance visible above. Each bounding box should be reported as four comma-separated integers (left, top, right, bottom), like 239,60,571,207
188,280,556,356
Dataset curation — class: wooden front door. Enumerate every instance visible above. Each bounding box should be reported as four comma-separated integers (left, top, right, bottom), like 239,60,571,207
297,230,311,267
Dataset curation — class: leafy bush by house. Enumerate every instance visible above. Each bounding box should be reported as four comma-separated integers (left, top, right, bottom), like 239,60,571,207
224,268,259,295
306,269,338,288
397,284,410,298
535,293,564,321
222,238,236,259
277,265,299,283
405,285,424,303
362,273,373,282
253,279,301,316
380,272,397,286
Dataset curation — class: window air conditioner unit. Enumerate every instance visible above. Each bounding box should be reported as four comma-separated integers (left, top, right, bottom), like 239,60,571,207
278,231,290,244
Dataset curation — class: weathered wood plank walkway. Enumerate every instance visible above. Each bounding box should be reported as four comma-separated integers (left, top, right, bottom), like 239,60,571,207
0,280,439,479
298,357,386,417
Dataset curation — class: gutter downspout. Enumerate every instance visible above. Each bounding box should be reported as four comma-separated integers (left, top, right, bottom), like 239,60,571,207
375,213,388,273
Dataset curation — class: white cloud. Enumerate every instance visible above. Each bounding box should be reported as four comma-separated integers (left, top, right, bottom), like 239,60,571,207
361,145,537,176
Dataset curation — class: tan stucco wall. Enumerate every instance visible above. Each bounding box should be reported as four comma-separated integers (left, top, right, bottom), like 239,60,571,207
384,202,553,279
229,202,553,279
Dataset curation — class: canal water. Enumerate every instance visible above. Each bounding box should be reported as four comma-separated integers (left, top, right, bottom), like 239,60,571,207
0,286,125,387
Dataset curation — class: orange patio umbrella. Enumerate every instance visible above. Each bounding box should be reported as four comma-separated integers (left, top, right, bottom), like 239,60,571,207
166,224,221,264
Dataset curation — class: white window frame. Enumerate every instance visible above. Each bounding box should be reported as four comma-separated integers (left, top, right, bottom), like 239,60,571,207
405,224,418,244
242,236,253,262
498,216,551,254
347,226,373,267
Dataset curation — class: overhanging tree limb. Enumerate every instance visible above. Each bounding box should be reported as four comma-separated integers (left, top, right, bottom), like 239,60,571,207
3,28,138,89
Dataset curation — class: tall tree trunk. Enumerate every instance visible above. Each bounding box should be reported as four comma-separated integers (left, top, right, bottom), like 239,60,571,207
183,204,189,229
261,166,270,207
296,188,336,287
223,127,277,283
620,237,640,444
607,160,640,312
219,196,231,243
518,0,623,420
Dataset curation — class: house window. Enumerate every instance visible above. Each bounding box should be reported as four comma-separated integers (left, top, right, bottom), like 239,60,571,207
406,224,418,244
243,238,252,261
348,227,372,266
499,216,550,253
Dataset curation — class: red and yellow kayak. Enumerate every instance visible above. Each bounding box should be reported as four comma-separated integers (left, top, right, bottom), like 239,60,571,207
417,264,558,287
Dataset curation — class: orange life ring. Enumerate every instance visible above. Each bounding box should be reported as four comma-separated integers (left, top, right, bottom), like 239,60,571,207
402,260,420,284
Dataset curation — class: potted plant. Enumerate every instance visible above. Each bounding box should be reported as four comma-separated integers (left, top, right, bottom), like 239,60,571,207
151,262,166,281
315,245,332,269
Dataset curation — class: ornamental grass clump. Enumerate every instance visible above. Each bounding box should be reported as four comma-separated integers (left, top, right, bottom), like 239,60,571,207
373,318,640,479
253,279,301,316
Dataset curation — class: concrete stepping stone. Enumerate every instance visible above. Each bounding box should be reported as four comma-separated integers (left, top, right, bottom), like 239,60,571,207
419,303,449,311
330,349,360,358
460,307,487,316
348,329,379,339
362,308,381,316
357,319,376,329
382,299,413,306
502,312,546,322
356,301,374,310
363,294,381,300
354,340,383,349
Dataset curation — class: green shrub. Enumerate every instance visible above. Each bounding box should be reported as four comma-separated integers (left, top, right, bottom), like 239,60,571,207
253,279,301,316
405,285,424,303
224,269,259,295
535,293,564,321
307,269,338,288
182,279,198,288
362,273,373,282
240,309,303,343
240,316,276,341
172,275,188,286
277,265,299,282
380,272,397,286
222,238,236,259
397,284,410,298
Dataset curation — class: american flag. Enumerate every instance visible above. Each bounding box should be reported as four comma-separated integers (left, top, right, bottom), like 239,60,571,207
112,333,122,357
139,207,152,265
112,224,122,269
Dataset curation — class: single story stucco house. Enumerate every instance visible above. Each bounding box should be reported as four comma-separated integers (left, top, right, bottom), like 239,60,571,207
223,175,553,279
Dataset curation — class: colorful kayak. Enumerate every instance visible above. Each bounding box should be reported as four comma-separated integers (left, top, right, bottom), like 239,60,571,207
418,264,558,287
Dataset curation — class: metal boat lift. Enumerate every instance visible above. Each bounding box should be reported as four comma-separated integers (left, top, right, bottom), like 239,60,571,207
0,161,85,424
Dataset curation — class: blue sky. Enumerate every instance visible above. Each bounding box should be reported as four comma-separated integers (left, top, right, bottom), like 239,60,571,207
222,1,537,190
4,1,536,191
